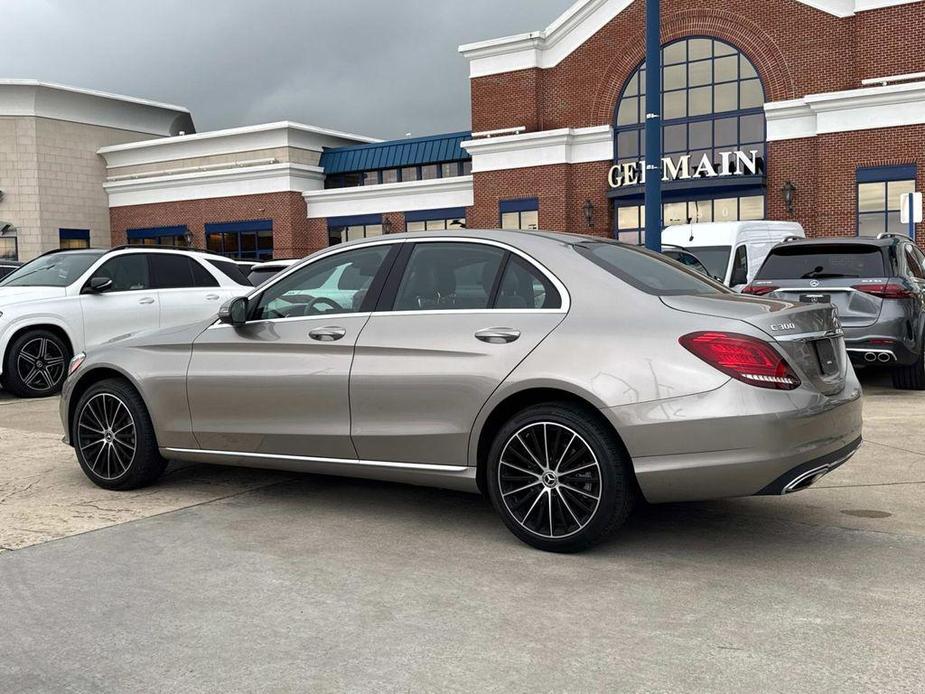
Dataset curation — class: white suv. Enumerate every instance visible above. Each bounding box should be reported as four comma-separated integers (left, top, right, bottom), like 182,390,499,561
0,247,250,398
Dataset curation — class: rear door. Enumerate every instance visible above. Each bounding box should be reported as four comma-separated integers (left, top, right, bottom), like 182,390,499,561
150,254,242,328
349,240,567,467
753,244,890,328
78,252,160,347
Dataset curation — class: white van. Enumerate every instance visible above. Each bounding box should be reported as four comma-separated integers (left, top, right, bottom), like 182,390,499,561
661,221,805,290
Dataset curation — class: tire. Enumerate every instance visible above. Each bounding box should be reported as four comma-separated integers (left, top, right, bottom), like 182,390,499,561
486,402,636,553
892,347,925,390
1,329,71,398
71,378,167,490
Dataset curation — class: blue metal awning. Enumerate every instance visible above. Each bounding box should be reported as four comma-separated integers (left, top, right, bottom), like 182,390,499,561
320,132,471,174
204,220,272,234
59,228,90,240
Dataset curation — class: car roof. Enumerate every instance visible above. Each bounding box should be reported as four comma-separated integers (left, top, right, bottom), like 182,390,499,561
771,236,903,249
249,258,302,270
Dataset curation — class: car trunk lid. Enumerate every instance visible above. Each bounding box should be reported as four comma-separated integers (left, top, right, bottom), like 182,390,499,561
661,293,847,395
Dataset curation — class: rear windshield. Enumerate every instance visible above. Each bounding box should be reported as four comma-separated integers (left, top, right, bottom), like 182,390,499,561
757,245,886,280
575,242,728,296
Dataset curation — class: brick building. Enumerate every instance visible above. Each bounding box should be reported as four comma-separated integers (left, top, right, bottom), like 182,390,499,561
7,0,925,262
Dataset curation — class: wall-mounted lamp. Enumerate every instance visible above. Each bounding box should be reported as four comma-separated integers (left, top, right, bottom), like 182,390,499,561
382,217,393,234
782,181,797,215
183,229,194,248
582,199,595,228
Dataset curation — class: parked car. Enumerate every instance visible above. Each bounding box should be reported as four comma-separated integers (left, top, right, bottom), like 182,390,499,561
247,258,300,286
0,261,21,281
0,247,250,398
743,233,925,390
662,221,805,290
232,260,257,278
61,230,862,552
661,245,716,280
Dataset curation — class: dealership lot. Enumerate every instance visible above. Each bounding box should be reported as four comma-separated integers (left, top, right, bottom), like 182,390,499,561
1,370,923,692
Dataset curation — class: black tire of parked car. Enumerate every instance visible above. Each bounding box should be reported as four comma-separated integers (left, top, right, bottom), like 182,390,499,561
486,402,636,553
72,378,167,490
1,329,71,398
892,344,925,390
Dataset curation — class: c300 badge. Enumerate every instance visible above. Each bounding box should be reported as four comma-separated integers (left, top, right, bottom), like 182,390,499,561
770,322,797,331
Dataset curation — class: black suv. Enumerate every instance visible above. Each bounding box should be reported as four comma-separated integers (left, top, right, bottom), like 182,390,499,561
743,234,925,390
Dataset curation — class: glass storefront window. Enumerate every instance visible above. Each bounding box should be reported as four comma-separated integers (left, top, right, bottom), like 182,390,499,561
857,171,916,237
614,195,766,243
329,223,383,245
0,236,18,260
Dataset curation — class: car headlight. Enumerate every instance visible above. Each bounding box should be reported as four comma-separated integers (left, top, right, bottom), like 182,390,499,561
68,352,86,377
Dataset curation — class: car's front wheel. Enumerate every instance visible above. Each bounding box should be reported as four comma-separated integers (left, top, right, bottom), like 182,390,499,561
72,378,167,490
1,329,70,398
486,403,635,553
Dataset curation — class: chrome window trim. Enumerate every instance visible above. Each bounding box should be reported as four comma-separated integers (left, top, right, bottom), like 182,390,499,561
163,447,469,473
206,311,373,330
234,236,571,325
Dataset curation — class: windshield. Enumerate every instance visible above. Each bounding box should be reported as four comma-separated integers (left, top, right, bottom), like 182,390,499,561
576,242,728,296
757,245,886,280
686,246,731,280
0,251,104,287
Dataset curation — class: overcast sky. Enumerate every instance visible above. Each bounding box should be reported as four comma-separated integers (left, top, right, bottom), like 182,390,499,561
3,0,574,139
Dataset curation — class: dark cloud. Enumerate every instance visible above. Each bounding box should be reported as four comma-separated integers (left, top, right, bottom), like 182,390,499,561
3,0,573,138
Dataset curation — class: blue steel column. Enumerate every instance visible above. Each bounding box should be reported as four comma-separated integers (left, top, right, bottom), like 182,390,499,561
644,0,662,252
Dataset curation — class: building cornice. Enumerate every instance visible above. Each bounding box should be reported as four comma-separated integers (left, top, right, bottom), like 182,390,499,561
103,162,325,207
459,0,923,78
304,176,474,219
0,79,193,136
462,126,612,172
98,121,380,169
765,80,925,139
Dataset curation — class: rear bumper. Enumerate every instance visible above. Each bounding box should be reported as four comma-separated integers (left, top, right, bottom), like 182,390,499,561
604,373,863,503
845,336,917,366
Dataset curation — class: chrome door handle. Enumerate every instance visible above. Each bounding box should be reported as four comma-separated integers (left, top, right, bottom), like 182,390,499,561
205,294,220,301
475,327,521,344
309,326,347,342
138,297,155,305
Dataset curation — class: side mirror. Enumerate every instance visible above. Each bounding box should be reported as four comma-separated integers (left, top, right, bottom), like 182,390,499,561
218,296,248,327
83,277,113,294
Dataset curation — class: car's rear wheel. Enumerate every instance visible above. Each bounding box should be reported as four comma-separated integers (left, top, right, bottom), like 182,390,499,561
486,403,635,553
72,378,166,490
892,343,925,390
1,329,71,398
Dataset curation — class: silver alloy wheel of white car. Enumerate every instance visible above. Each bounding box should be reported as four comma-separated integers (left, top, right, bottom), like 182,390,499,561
16,336,66,393
497,422,602,539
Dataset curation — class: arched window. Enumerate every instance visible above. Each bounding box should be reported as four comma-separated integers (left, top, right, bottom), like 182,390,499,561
612,37,767,243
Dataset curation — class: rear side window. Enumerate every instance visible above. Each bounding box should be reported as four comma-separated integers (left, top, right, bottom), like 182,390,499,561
496,256,561,309
757,245,886,280
576,242,727,296
150,255,218,289
206,258,252,286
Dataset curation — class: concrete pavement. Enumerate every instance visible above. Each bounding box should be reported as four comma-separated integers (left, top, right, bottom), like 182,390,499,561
1,370,923,692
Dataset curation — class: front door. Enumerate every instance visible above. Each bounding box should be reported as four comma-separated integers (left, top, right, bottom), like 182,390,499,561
79,253,160,348
350,241,567,467
186,243,396,459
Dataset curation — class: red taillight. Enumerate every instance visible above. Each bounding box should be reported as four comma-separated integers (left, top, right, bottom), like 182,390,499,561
852,282,912,299
741,284,779,296
679,331,801,390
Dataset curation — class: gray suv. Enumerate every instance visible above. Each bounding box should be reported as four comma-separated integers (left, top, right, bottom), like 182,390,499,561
744,234,925,390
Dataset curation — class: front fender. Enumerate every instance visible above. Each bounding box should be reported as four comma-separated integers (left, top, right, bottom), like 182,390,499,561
0,313,81,377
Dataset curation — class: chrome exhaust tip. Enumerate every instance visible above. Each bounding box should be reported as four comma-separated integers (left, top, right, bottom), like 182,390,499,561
877,352,893,363
783,465,830,494
864,352,877,363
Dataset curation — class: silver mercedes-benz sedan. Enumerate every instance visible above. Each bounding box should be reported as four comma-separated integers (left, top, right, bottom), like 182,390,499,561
60,230,863,552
